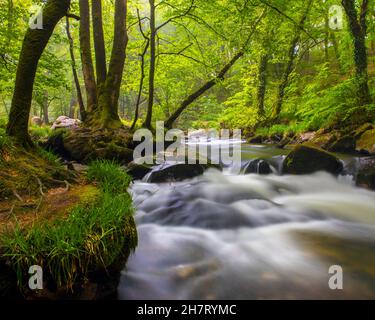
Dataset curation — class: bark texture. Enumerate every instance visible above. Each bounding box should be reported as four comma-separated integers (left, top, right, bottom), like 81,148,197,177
6,0,71,147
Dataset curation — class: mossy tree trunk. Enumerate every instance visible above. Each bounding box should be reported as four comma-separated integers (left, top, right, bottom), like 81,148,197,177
6,0,71,147
66,17,86,121
80,0,128,130
165,51,244,129
79,0,97,114
143,0,156,130
92,0,107,87
342,0,371,108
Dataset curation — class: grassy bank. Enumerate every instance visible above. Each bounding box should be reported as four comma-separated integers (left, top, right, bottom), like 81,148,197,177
0,160,137,298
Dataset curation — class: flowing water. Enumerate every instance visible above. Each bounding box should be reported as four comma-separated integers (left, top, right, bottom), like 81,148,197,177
118,143,375,300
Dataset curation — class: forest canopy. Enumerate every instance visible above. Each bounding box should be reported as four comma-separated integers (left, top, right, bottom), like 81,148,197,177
0,0,374,140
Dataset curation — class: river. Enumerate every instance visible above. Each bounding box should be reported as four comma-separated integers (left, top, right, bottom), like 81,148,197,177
118,143,375,300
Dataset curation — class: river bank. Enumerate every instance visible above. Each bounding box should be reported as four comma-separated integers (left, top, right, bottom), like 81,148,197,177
0,130,137,300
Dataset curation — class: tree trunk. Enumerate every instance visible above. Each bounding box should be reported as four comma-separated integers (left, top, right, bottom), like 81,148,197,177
165,51,244,129
324,14,330,61
87,0,128,129
272,0,313,119
131,39,150,130
66,17,86,121
6,0,71,147
257,54,268,117
342,0,371,106
143,0,156,129
42,91,49,125
69,93,77,119
92,0,107,86
79,0,97,113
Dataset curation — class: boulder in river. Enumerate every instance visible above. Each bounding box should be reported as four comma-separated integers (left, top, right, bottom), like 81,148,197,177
126,162,153,180
282,145,343,175
243,159,272,175
146,163,217,183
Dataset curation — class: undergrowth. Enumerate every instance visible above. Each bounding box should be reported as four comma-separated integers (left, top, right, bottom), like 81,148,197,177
0,160,137,292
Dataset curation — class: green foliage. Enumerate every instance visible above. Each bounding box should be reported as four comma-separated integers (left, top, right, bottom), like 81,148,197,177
29,125,53,140
256,122,311,137
87,160,132,195
37,147,61,164
0,127,11,150
0,162,136,291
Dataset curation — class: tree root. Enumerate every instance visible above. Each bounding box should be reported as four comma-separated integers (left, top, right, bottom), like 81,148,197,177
34,176,46,197
12,189,23,202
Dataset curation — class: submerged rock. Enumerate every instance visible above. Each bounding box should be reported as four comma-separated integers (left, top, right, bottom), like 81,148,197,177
243,159,272,175
282,145,343,175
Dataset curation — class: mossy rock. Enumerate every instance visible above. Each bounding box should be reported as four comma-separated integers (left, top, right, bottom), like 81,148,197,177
282,145,343,175
248,135,264,144
243,159,272,175
328,135,356,154
147,163,216,183
309,132,338,149
126,162,153,181
356,129,375,155
63,127,134,165
352,123,375,139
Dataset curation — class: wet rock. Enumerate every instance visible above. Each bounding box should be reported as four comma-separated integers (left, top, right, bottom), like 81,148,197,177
243,159,272,175
282,145,343,175
147,163,215,183
126,162,153,180
356,157,375,190
356,129,375,155
248,135,264,144
328,136,356,153
51,116,81,130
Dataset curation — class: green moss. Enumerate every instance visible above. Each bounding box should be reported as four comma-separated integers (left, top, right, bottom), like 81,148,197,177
283,145,343,175
0,161,137,293
357,129,375,154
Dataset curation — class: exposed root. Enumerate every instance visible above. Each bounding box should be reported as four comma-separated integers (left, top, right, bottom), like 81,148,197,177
12,190,23,202
34,176,46,197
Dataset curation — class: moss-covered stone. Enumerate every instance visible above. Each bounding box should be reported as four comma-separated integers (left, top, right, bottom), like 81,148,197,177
282,145,343,175
328,135,357,153
356,129,375,155
62,127,134,165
